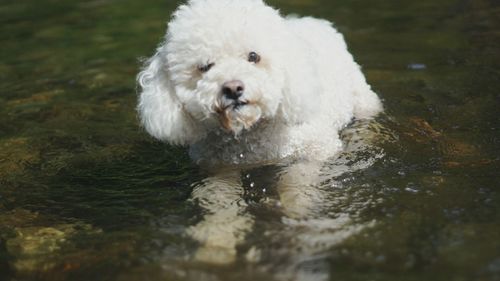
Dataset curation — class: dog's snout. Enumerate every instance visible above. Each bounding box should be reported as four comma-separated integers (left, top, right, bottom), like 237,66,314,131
222,80,245,100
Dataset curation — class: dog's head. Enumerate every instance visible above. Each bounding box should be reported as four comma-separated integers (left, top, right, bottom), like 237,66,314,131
137,0,301,145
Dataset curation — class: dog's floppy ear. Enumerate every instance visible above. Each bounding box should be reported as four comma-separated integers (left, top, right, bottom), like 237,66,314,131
137,48,198,145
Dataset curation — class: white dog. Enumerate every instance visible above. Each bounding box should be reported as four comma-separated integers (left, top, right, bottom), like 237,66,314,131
137,0,383,268
137,0,382,166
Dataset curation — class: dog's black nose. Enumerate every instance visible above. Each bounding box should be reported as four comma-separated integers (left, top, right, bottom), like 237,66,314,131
222,80,245,100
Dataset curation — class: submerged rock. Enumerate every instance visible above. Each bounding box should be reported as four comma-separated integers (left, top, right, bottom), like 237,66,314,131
6,223,100,273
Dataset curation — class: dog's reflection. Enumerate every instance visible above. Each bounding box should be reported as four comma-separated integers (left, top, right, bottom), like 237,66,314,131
187,168,252,264
188,162,327,265
186,120,387,273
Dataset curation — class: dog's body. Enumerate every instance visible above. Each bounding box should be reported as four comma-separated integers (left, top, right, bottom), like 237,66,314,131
137,0,383,267
137,0,382,166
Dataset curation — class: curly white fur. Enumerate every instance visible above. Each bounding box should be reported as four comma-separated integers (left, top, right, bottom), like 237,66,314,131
137,0,382,165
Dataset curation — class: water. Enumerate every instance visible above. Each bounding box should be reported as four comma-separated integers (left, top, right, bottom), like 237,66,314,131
1,0,499,280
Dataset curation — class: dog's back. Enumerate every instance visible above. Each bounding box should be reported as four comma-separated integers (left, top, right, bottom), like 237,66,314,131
285,16,382,121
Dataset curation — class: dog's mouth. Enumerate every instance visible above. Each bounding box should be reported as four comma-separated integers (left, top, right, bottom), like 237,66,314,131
215,100,262,135
230,100,249,110
219,97,249,110
216,98,250,116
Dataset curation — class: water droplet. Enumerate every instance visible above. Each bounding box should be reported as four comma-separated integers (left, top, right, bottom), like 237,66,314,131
250,182,255,188
331,182,341,188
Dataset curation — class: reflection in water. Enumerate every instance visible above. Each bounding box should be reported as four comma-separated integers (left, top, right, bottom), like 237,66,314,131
183,119,391,280
187,169,252,264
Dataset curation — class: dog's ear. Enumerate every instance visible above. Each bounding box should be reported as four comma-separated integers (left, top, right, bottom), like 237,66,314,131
137,49,198,145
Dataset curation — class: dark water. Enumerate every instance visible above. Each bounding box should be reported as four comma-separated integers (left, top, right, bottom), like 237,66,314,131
1,0,499,280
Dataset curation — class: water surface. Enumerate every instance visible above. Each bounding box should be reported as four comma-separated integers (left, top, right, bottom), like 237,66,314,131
1,0,499,280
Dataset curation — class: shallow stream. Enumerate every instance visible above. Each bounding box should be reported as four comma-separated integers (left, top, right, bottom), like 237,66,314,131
1,0,499,280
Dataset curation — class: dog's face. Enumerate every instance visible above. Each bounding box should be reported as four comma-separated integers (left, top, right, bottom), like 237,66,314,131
166,0,288,135
138,0,294,144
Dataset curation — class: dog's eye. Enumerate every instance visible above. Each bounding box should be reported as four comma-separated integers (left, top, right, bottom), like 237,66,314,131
198,63,215,73
248,52,261,63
